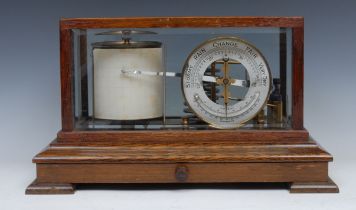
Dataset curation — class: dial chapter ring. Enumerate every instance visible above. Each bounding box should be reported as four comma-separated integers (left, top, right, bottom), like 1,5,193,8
181,37,272,129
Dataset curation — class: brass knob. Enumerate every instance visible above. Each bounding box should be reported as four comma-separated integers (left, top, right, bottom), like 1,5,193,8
175,165,188,182
182,116,189,125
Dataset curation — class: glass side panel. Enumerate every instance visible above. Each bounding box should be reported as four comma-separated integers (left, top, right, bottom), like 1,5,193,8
71,27,293,130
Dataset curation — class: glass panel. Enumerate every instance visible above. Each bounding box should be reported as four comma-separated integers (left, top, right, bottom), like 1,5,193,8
71,27,293,130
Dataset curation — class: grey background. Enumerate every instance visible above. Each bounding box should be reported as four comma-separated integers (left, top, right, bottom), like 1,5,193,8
0,0,355,209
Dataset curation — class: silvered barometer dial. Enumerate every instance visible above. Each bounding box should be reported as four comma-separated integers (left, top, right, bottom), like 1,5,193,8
182,37,272,129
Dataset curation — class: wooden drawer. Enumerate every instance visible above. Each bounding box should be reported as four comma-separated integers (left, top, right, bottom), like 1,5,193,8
36,162,328,183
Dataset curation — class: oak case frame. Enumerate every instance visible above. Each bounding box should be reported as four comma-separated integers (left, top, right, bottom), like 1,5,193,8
26,17,338,194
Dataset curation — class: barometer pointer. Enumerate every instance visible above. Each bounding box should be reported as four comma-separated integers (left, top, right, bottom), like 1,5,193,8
121,69,249,87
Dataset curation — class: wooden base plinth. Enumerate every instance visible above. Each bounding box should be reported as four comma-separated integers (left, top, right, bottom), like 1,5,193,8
26,180,75,194
26,179,339,194
290,177,339,193
27,137,338,194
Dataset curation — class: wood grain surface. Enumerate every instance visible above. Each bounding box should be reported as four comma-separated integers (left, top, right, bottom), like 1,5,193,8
34,137,332,164
57,129,310,143
35,162,328,183
60,16,304,29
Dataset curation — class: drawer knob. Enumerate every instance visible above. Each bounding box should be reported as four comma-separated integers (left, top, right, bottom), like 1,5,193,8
175,165,188,182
